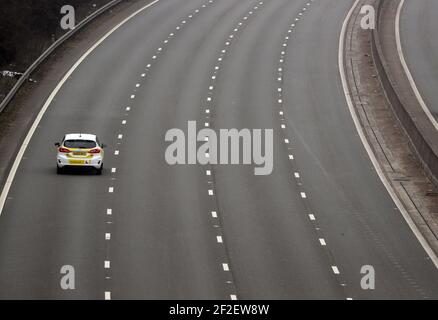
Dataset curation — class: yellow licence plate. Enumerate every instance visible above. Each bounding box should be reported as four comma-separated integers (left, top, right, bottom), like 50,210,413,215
73,152,86,156
69,160,85,165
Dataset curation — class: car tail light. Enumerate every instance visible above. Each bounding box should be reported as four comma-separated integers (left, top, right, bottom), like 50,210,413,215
58,147,70,153
89,148,101,154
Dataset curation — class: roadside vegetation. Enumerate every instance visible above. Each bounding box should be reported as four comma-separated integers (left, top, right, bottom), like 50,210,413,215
0,0,112,102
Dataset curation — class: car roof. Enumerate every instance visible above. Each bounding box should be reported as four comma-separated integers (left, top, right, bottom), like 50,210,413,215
64,133,97,141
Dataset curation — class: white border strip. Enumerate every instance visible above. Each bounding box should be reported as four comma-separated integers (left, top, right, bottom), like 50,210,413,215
339,0,438,268
395,0,438,131
0,0,160,215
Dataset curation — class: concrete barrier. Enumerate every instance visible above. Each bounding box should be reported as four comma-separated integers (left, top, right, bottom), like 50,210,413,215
371,0,438,186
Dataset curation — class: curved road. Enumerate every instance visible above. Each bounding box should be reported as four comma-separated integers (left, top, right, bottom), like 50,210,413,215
0,0,437,299
400,0,438,121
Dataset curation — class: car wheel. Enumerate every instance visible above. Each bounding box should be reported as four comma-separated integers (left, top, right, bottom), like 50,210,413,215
57,166,63,175
96,165,103,175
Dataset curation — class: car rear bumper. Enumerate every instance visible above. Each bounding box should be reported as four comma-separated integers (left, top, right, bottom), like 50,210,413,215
57,154,103,169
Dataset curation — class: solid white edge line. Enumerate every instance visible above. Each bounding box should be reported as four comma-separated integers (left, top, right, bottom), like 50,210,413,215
0,0,160,216
395,0,438,131
339,0,438,268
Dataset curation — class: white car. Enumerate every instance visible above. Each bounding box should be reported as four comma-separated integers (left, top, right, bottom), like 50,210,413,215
55,133,106,175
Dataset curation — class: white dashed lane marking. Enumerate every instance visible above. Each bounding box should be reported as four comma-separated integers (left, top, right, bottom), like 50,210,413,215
275,0,352,297
75,0,223,303
197,0,267,301
331,266,340,275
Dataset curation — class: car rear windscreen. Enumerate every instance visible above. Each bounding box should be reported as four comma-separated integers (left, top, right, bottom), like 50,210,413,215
64,140,96,149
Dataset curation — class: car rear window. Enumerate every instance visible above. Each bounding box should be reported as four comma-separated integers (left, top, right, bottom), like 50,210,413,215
64,140,96,149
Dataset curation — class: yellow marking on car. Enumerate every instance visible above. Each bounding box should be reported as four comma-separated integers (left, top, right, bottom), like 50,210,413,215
68,160,86,165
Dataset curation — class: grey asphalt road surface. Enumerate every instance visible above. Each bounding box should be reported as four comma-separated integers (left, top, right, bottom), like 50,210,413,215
400,0,438,121
0,0,437,299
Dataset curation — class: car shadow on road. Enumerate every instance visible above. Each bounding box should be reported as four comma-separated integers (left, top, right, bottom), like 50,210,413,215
55,166,102,176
